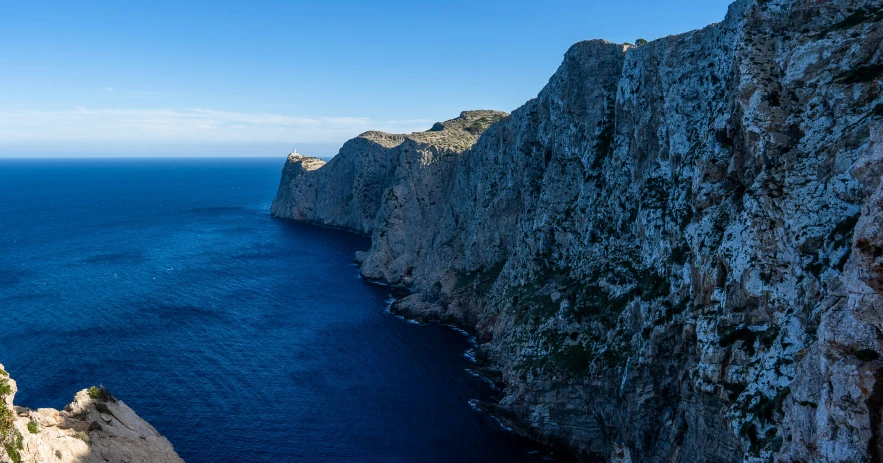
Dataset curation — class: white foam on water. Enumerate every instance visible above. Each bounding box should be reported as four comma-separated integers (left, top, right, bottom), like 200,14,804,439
439,323,478,346
359,275,395,288
464,368,498,390
490,415,514,433
449,326,470,337
381,294,422,325
467,398,481,411
467,399,515,432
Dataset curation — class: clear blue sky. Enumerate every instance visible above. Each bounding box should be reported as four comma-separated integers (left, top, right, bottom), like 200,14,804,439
0,0,733,157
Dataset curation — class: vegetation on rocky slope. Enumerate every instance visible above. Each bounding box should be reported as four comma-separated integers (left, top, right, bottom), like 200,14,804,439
0,369,23,463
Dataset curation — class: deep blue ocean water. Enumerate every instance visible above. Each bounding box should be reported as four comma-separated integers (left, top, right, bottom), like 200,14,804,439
0,158,555,463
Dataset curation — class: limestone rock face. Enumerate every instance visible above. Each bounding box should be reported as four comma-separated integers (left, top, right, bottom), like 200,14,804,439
0,364,184,463
270,110,508,234
273,0,883,461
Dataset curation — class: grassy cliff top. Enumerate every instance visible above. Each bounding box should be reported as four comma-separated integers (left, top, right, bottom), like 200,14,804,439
361,110,508,152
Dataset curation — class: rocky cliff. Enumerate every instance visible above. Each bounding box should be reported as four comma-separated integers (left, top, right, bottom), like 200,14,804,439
272,0,883,461
270,110,509,234
0,364,183,463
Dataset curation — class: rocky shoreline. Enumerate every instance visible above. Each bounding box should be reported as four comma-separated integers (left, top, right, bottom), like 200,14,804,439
0,364,183,463
272,0,883,461
381,284,578,461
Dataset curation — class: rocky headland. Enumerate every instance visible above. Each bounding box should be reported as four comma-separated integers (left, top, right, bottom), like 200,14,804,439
0,364,183,463
272,0,883,461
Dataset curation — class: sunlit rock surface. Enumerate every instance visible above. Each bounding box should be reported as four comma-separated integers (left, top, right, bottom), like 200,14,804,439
273,0,883,460
0,364,184,463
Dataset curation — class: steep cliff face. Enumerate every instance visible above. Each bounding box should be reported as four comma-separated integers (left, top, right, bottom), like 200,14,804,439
270,110,508,235
0,364,184,463
272,0,883,461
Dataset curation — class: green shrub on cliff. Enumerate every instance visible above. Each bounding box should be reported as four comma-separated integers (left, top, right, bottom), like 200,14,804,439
0,406,12,437
0,370,10,398
3,437,23,463
551,345,590,375
0,372,23,463
0,374,13,432
0,415,22,463
88,386,115,402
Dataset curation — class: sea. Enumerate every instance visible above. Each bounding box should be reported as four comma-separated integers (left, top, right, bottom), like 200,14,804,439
0,158,560,463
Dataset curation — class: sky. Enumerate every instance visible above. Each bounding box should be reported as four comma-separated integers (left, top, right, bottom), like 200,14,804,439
0,0,734,158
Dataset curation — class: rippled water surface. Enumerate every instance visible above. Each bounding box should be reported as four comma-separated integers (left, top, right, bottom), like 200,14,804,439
0,158,556,463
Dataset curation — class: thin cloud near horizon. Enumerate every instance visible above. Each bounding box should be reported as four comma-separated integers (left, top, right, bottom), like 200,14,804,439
0,107,435,149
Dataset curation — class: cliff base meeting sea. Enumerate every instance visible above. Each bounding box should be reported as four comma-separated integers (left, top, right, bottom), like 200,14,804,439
0,158,557,463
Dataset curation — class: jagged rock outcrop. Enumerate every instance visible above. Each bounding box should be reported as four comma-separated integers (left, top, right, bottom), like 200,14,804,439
0,364,183,463
272,0,883,461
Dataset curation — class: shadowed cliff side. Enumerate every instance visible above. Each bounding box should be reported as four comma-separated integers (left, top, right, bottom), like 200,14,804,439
0,364,184,463
272,0,883,461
